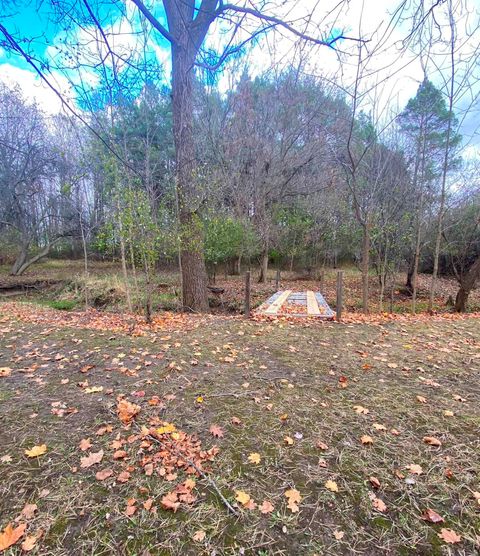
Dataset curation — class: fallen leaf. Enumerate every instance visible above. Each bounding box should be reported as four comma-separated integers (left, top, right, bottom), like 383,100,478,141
117,399,141,424
80,450,104,468
0,455,12,463
259,500,274,514
79,438,92,451
361,435,374,445
95,468,113,481
443,410,454,417
161,491,180,512
353,405,369,414
438,528,461,544
285,488,301,512
143,498,153,511
21,530,42,552
420,508,444,523
333,530,345,540
369,476,381,488
25,445,47,458
117,471,131,483
235,490,251,506
373,423,387,431
416,395,427,404
0,522,26,551
85,386,103,394
193,530,206,542
231,416,242,425
21,504,37,520
209,424,224,438
406,464,423,475
316,441,328,450
387,362,398,369
325,480,339,492
370,494,387,513
144,463,154,476
0,367,12,377
247,453,261,464
423,436,442,447
284,436,294,445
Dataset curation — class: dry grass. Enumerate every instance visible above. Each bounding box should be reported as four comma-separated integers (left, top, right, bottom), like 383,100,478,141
0,306,479,555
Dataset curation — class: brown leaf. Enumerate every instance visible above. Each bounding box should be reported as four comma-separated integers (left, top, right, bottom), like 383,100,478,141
143,498,153,511
21,530,42,552
370,495,387,513
231,416,242,425
79,438,92,452
325,480,338,492
369,476,381,489
161,491,180,512
420,508,444,523
360,435,374,445
285,488,301,513
416,395,427,404
95,468,113,481
235,490,251,506
438,528,461,544
423,436,442,447
144,463,154,476
209,424,224,438
333,530,345,540
0,522,26,551
113,450,128,460
259,500,274,514
124,503,137,517
117,471,131,483
0,367,12,377
406,464,423,475
316,440,329,450
80,450,104,468
117,399,141,424
20,504,37,520
192,530,206,542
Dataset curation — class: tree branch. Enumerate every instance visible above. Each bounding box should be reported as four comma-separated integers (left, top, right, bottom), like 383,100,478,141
129,0,177,44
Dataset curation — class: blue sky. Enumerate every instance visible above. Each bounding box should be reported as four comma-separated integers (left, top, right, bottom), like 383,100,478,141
1,0,479,154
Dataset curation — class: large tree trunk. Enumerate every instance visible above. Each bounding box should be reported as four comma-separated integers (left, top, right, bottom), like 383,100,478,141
171,42,209,312
10,238,62,276
454,255,480,312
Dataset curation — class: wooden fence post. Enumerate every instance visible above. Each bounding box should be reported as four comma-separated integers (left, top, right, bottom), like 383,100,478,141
336,271,343,321
244,271,251,317
275,269,280,290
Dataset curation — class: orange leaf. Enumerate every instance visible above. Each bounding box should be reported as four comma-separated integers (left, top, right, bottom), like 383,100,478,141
423,436,442,447
21,529,42,552
117,399,141,424
438,528,461,544
0,522,27,551
95,468,113,481
259,500,274,514
209,424,224,438
285,488,301,513
80,450,104,468
161,491,180,512
360,435,374,445
79,438,92,451
420,508,444,523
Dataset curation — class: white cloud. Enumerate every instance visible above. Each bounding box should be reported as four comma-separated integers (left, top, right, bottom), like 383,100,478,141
0,63,73,113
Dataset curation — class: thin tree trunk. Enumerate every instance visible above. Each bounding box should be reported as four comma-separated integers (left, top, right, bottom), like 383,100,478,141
258,248,269,283
361,220,370,314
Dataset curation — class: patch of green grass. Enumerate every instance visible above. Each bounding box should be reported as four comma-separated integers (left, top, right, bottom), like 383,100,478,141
46,299,77,311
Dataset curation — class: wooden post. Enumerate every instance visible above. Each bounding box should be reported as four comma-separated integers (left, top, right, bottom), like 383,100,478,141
319,271,325,293
336,270,343,321
244,271,251,317
275,269,280,290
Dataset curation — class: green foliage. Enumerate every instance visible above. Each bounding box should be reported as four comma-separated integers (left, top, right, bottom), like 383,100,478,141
47,299,77,311
204,215,258,264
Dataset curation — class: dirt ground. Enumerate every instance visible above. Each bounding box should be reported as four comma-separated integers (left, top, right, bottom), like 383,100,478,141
1,301,479,555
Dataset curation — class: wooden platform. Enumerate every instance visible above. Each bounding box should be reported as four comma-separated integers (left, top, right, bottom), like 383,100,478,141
257,290,334,319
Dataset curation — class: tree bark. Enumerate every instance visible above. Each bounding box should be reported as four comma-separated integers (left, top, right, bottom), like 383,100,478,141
258,248,269,283
361,221,370,314
454,255,480,312
171,41,209,312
